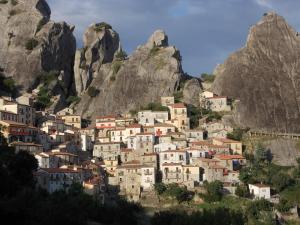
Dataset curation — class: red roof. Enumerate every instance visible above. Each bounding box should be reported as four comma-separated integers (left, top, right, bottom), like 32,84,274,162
215,154,245,160
169,103,186,108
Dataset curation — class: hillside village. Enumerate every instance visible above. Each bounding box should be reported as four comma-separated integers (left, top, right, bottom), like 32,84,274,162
0,89,262,203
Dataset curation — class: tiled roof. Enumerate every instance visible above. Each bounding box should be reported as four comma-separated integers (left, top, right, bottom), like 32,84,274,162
215,154,245,160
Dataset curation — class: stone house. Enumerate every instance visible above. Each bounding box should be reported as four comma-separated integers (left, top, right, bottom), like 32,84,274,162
159,149,187,169
61,115,82,129
161,163,183,184
212,138,243,154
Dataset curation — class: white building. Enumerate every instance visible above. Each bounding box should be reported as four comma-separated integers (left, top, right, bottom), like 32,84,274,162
81,134,93,152
138,110,169,126
154,142,177,153
141,165,156,190
159,149,187,168
248,184,271,199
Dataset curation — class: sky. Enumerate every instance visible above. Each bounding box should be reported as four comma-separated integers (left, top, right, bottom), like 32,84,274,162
47,0,300,76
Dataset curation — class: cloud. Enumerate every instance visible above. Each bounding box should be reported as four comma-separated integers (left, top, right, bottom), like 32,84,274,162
47,0,300,75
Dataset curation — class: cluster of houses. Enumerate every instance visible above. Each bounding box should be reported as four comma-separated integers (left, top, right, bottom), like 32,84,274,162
0,92,270,202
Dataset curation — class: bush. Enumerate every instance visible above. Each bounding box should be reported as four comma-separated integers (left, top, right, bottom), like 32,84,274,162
0,0,8,4
110,75,116,82
36,18,47,33
174,91,183,103
227,128,250,141
271,173,294,192
8,9,17,16
202,181,223,202
87,86,99,97
235,184,250,198
115,50,127,61
201,73,215,83
142,102,169,112
66,96,81,105
3,78,16,92
276,198,293,213
25,38,39,50
94,22,112,32
154,183,167,195
112,61,122,75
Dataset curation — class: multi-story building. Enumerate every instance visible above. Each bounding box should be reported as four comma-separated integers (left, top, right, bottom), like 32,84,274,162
167,103,190,131
137,110,169,126
159,149,187,168
0,109,18,122
127,133,155,155
162,163,183,184
61,115,82,129
93,142,122,161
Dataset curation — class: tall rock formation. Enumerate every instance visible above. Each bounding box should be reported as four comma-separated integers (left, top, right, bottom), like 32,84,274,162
74,27,201,118
212,12,300,133
0,0,76,97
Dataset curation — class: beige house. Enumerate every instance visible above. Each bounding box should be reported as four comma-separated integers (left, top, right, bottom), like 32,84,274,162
167,103,190,131
159,149,187,168
61,115,82,129
212,138,243,154
10,142,43,153
182,165,201,188
199,91,231,112
93,142,122,161
214,154,246,171
162,163,183,184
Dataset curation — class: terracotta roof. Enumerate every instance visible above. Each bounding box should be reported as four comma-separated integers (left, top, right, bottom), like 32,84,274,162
162,162,182,166
215,154,245,160
213,138,241,143
96,115,116,119
136,132,153,136
10,142,42,147
161,149,186,153
126,124,142,128
154,123,176,128
122,160,141,165
209,165,225,169
39,168,80,173
169,103,186,108
121,148,133,153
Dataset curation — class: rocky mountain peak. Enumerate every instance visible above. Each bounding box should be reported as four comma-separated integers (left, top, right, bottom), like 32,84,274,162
145,29,169,49
212,12,300,132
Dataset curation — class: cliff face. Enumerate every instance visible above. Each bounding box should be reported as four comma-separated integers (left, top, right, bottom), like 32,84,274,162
0,0,76,95
74,28,201,118
212,13,300,133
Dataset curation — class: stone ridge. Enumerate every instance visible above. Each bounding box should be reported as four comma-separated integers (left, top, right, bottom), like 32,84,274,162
212,12,300,132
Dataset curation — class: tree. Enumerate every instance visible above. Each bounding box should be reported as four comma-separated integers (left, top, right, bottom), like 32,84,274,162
271,173,294,192
202,180,223,202
154,183,167,195
254,143,267,164
235,184,250,198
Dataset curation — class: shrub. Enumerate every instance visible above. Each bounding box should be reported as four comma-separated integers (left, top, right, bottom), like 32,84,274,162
112,61,122,74
0,0,8,4
149,45,160,56
87,86,99,97
202,180,223,202
115,50,127,61
8,9,17,16
235,184,250,198
3,78,16,92
142,102,169,111
276,198,293,213
66,96,81,105
36,18,47,33
94,22,112,32
174,91,183,103
154,183,167,195
227,128,250,141
110,75,116,81
201,73,215,83
36,70,59,86
25,38,39,50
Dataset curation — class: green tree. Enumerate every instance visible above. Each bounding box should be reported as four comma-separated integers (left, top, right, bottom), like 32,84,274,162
154,183,167,195
235,184,250,198
255,143,267,164
202,180,223,202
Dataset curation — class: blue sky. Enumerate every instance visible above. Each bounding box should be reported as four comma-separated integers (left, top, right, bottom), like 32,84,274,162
47,0,300,76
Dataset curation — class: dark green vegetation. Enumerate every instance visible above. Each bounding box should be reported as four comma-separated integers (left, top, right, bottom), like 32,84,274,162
0,70,17,96
151,207,245,225
201,73,215,83
36,18,47,33
0,0,8,4
142,102,169,112
154,183,193,203
200,181,223,202
115,50,127,61
25,38,39,50
67,96,81,105
87,86,100,97
227,128,250,141
34,70,61,110
94,22,112,32
187,105,222,129
8,9,17,16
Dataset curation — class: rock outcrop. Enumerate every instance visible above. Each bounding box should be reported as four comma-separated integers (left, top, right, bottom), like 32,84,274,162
212,12,300,133
183,78,202,106
74,28,199,118
0,0,76,99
